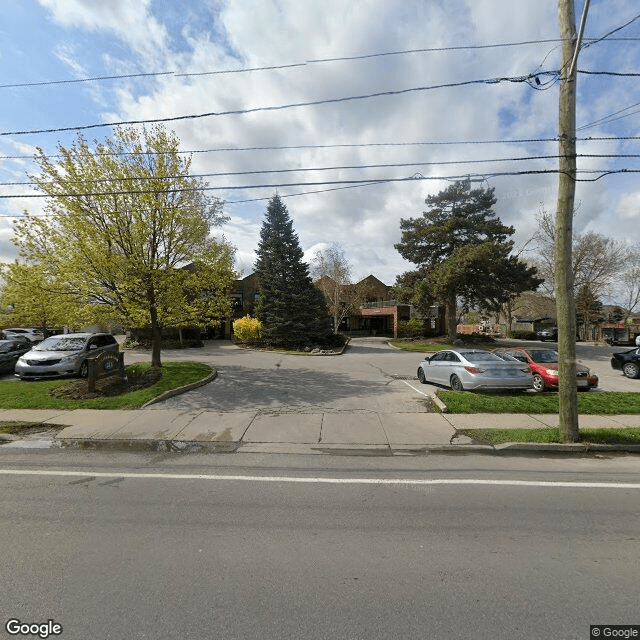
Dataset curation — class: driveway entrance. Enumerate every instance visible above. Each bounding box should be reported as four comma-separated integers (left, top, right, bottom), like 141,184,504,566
145,337,432,414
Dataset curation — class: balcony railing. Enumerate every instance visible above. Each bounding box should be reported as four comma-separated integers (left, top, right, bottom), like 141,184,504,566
360,300,400,309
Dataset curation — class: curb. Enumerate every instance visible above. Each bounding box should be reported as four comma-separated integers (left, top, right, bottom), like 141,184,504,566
431,393,448,413
140,368,218,408
40,437,640,456
233,338,350,356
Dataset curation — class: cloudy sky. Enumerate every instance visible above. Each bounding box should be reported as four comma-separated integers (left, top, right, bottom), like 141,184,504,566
0,0,639,285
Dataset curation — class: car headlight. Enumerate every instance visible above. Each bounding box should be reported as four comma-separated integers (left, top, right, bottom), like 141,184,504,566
545,369,559,377
59,356,75,365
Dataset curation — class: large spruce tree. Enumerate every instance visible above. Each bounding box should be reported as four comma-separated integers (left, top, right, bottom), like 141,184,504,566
254,195,331,346
394,180,542,341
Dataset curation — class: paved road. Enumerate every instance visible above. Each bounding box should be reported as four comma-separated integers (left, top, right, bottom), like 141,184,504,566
1,449,638,640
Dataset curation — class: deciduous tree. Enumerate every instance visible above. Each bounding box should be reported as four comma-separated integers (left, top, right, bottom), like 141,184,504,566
311,244,369,333
12,126,235,367
0,262,77,334
534,210,630,300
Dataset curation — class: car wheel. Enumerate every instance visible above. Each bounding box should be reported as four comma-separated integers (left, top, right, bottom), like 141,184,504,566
623,362,640,379
450,374,464,391
532,373,545,392
417,367,427,384
79,361,89,378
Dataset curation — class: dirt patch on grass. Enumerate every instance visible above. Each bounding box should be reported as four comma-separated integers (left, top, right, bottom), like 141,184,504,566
50,368,163,400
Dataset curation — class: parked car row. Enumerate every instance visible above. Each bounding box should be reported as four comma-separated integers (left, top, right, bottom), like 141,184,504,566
417,347,600,392
417,349,534,392
0,332,119,380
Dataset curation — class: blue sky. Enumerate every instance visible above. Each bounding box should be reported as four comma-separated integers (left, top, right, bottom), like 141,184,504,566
0,0,639,290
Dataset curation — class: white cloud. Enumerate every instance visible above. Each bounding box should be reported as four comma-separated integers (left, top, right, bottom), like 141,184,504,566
1,0,638,287
37,0,168,62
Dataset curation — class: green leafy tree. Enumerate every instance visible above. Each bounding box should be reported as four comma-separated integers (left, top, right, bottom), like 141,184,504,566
0,262,79,333
12,126,235,367
254,195,331,346
394,180,542,341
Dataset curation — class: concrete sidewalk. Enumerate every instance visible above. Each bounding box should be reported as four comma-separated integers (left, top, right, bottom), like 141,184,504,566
1,408,640,455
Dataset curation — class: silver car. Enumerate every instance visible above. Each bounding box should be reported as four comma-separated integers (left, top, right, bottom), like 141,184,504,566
417,349,533,391
15,332,118,380
2,327,44,343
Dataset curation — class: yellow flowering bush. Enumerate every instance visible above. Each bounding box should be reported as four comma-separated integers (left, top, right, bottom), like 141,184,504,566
233,315,263,342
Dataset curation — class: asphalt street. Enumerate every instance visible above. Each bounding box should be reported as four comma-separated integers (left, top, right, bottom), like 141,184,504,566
1,449,639,640
1,337,638,640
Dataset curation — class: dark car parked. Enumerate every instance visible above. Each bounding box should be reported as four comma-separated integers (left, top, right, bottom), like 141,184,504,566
536,327,558,341
0,339,33,373
611,336,640,379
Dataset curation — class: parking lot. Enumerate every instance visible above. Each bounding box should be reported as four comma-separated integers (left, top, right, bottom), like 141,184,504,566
137,337,640,410
1,337,637,406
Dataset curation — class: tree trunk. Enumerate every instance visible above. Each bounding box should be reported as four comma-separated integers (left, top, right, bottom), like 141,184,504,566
446,287,457,343
149,301,162,369
555,0,580,442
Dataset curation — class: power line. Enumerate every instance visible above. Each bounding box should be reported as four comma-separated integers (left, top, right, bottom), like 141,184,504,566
583,13,640,50
0,70,560,137
2,36,639,90
578,69,640,77
3,68,639,139
0,39,570,89
4,153,640,188
2,168,639,200
4,135,640,161
577,101,640,131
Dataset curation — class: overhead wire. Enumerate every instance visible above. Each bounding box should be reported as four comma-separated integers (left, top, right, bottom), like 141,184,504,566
5,135,640,161
2,67,640,138
4,153,640,188
1,35,638,89
2,168,639,201
0,70,561,137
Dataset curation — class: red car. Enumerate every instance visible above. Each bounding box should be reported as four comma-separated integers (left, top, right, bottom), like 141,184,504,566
492,347,598,392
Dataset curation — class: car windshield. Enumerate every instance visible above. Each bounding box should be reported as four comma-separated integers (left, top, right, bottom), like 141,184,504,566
0,343,13,353
459,351,503,362
33,337,87,351
528,350,558,364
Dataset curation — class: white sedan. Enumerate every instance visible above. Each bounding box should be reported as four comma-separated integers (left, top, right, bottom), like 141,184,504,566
417,349,533,392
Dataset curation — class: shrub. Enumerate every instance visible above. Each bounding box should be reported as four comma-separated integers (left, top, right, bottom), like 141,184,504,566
233,316,263,342
398,318,424,338
509,330,537,340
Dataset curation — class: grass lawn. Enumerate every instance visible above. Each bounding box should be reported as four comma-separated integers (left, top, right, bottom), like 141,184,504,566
0,361,212,410
461,427,640,445
438,390,640,414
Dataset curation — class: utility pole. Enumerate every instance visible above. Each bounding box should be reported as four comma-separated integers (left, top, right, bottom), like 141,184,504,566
555,0,589,442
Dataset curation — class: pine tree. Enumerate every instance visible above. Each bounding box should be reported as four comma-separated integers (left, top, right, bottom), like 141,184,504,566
254,195,331,346
394,180,542,341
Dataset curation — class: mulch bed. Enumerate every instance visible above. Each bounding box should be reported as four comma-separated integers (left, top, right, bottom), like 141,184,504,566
50,368,163,400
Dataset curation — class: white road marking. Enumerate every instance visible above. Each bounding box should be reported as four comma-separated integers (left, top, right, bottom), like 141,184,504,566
402,380,431,396
0,469,639,489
